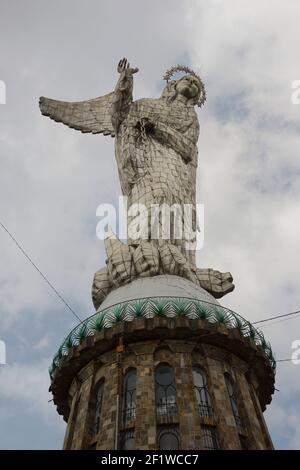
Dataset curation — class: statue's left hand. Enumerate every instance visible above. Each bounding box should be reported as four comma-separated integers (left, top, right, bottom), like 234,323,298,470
117,57,139,76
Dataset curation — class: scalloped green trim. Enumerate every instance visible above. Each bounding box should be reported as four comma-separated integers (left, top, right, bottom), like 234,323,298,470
49,297,276,380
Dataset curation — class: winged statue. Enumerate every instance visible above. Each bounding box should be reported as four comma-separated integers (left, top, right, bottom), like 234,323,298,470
40,58,234,310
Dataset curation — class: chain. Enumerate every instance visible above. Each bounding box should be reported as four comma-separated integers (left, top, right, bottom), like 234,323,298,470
138,118,149,172
140,118,147,146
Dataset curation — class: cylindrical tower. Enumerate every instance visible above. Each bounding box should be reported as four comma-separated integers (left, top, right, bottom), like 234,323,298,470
50,275,275,450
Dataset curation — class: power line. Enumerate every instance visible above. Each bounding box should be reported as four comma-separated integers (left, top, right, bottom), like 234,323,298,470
276,358,298,363
2,216,300,331
0,219,82,323
258,315,300,330
253,310,300,325
2,221,298,368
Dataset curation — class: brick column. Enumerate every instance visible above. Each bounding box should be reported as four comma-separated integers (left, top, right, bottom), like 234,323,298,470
172,342,199,449
71,363,94,449
207,357,241,449
133,342,157,449
97,359,119,450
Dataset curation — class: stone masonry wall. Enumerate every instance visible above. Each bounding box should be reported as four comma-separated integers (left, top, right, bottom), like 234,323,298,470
63,337,273,450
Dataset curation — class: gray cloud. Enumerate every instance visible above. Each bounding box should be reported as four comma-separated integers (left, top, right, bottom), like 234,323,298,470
0,0,299,449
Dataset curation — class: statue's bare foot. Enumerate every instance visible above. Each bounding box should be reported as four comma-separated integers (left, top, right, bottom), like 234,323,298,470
195,268,235,298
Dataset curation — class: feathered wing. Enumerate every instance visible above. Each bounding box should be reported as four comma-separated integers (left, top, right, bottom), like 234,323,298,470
39,92,115,136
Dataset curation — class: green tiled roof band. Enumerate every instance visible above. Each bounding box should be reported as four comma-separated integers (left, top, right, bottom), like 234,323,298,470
49,296,276,380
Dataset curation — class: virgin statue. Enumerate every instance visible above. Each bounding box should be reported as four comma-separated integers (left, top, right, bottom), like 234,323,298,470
40,58,234,309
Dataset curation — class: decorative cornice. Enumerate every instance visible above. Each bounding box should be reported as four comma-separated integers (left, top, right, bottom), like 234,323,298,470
49,296,276,381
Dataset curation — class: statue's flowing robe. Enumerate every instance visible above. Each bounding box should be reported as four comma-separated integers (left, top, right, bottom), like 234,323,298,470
114,92,199,266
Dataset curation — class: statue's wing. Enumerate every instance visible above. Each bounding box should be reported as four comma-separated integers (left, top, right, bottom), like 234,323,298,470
39,92,115,137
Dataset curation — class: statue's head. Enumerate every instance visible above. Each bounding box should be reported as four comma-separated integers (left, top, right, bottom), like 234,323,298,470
161,65,206,107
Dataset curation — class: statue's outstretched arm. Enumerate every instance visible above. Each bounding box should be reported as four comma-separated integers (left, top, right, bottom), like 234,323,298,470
111,58,138,132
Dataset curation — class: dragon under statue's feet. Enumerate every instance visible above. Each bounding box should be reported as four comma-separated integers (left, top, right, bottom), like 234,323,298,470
195,268,235,299
91,233,235,310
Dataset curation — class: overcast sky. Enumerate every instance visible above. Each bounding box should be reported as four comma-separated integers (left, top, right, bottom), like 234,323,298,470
0,0,300,449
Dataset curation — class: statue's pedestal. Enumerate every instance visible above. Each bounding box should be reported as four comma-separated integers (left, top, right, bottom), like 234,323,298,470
50,276,275,450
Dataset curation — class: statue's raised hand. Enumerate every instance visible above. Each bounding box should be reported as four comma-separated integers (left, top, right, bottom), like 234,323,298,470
117,57,139,76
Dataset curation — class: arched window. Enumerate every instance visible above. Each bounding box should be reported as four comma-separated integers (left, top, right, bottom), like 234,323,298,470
192,366,213,417
155,363,178,416
122,369,137,426
201,425,220,450
225,374,242,430
92,380,104,436
120,429,135,450
158,426,180,450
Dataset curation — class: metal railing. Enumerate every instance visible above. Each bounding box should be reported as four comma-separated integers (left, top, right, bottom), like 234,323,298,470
49,296,276,380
